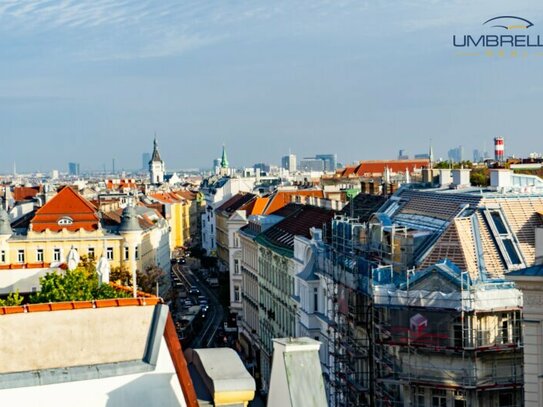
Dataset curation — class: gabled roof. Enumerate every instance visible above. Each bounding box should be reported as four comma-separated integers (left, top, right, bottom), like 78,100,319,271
256,204,334,257
150,192,185,204
341,193,387,222
336,159,429,177
31,186,99,232
216,193,256,215
400,260,471,291
13,186,42,202
262,190,324,215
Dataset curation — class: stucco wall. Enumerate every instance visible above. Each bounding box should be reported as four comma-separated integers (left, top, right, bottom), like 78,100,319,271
0,340,186,407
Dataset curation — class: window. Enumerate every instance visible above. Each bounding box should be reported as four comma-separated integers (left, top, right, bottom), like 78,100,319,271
1,250,5,263
135,245,139,260
498,393,513,407
17,250,25,263
53,248,61,262
36,249,44,262
432,389,447,407
88,247,95,259
124,246,129,261
234,259,240,274
106,247,114,260
314,287,319,312
234,285,240,302
414,388,425,407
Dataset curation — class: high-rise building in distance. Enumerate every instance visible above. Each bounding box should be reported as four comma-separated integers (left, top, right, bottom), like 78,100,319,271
316,154,337,172
281,154,297,172
447,145,464,163
299,157,324,172
68,162,80,176
142,153,151,170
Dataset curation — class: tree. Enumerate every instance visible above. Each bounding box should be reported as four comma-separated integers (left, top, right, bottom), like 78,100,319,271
30,261,130,304
0,290,24,306
136,265,165,294
110,265,132,285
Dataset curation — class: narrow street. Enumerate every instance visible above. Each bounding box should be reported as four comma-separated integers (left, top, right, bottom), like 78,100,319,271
171,262,224,349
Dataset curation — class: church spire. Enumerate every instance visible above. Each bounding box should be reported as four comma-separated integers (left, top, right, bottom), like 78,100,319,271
150,136,162,163
220,144,229,169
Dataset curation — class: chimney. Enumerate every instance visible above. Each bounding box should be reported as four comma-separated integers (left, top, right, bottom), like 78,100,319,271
451,169,471,188
439,169,453,188
268,338,327,407
490,169,512,190
369,181,375,195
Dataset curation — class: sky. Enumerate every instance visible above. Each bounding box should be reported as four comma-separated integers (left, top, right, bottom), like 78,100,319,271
1,0,542,173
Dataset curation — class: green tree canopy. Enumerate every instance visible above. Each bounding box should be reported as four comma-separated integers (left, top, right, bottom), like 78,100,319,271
30,256,130,303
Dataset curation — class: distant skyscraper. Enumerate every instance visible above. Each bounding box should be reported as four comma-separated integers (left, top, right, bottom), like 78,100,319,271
68,162,80,176
142,153,151,170
447,145,464,163
213,158,221,175
398,149,409,160
316,154,337,172
473,149,483,163
299,158,324,172
253,163,270,174
281,154,297,172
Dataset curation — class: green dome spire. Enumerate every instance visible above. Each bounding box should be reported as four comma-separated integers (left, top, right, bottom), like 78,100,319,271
220,144,229,169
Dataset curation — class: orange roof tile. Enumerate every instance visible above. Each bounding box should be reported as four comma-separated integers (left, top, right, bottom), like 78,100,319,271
250,197,269,215
13,186,42,201
337,159,429,177
31,186,99,232
263,190,324,215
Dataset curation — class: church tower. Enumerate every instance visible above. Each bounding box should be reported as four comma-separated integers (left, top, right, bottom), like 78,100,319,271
149,137,165,184
219,144,229,176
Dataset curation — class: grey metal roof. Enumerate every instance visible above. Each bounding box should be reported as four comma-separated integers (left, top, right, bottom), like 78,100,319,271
119,205,142,232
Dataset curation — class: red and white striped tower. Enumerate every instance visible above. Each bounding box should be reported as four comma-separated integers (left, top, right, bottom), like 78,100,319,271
494,137,505,162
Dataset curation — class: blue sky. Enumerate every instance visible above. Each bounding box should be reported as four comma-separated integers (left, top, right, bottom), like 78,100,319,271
1,0,542,173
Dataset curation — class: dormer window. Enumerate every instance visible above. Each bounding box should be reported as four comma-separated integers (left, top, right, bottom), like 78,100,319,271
57,216,74,226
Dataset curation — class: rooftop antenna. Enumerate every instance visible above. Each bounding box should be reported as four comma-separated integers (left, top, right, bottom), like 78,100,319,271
428,138,434,169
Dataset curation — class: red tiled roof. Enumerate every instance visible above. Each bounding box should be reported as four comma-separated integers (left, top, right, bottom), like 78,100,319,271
242,197,269,216
31,186,99,232
13,186,42,201
337,159,429,177
106,179,137,190
263,190,325,215
175,190,197,201
150,192,185,204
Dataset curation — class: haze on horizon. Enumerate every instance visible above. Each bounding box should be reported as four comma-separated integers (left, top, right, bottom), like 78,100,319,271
1,0,542,174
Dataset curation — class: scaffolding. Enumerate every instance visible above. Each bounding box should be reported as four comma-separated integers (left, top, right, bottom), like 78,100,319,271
371,266,524,407
320,216,372,407
319,209,525,407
